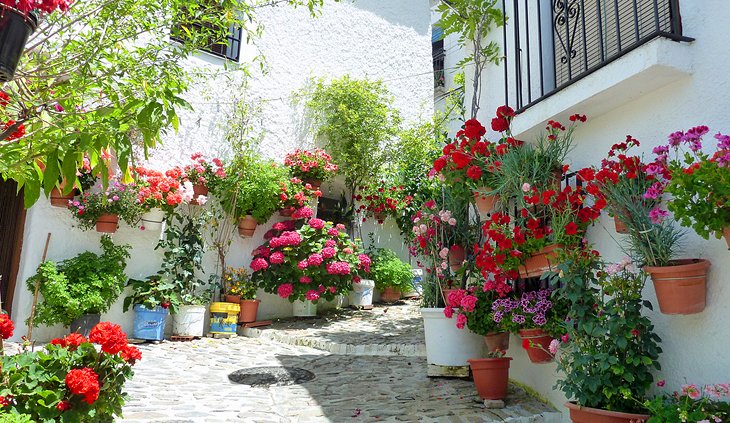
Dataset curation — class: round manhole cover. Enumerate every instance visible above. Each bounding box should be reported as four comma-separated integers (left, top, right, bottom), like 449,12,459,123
228,366,315,387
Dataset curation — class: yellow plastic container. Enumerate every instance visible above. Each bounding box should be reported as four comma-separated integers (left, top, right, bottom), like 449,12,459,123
209,302,241,334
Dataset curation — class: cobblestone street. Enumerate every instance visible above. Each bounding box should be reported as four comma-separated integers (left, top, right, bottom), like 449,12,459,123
118,303,560,422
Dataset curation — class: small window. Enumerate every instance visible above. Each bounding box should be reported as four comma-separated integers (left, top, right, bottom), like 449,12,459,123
432,38,445,88
171,10,242,62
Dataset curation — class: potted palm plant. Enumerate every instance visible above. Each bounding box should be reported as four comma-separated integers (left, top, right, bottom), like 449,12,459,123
550,251,660,423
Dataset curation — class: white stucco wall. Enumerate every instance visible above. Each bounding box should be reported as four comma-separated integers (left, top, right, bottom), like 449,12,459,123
9,0,433,342
465,0,730,419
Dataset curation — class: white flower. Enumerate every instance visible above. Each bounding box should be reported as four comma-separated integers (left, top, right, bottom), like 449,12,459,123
196,195,208,205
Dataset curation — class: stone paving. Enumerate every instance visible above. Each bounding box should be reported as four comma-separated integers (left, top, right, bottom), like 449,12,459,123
115,301,560,422
243,300,426,357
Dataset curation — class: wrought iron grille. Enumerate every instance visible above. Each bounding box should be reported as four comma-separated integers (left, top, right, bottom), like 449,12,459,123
171,22,242,62
433,39,446,88
503,0,693,112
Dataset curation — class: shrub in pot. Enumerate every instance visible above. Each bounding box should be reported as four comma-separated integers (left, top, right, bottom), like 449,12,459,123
550,250,660,422
123,276,179,341
67,179,142,233
250,213,371,315
26,236,131,335
368,248,413,303
0,318,141,421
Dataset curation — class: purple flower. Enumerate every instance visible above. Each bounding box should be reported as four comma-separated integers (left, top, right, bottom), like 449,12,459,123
668,131,684,147
643,182,664,200
715,133,730,150
652,145,669,156
649,207,669,224
512,314,526,324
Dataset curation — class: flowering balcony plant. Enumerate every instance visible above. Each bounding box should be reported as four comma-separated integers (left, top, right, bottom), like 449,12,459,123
283,148,338,187
355,180,412,224
447,287,511,352
250,213,371,304
0,320,140,421
67,179,142,233
549,251,661,421
408,200,460,281
641,382,729,422
183,152,226,199
278,177,322,216
647,126,730,248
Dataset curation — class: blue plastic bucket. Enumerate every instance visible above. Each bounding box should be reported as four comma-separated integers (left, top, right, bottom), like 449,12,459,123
133,304,168,341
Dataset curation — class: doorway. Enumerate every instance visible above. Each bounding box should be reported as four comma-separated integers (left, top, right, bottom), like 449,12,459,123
0,178,26,317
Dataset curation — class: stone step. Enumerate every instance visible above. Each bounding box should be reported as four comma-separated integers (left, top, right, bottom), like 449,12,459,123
242,325,427,357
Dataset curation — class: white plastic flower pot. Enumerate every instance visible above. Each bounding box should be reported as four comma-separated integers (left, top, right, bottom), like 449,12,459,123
172,305,206,337
292,300,318,317
349,279,375,307
141,208,166,231
421,308,484,367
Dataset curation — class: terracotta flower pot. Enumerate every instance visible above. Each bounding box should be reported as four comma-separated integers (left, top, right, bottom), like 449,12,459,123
468,357,512,400
380,287,401,303
224,295,241,304
564,402,650,423
473,188,499,215
519,244,562,279
239,299,260,323
484,332,510,352
723,227,730,250
448,245,466,272
613,216,628,234
644,259,710,315
238,215,257,238
519,328,553,363
190,183,208,205
279,207,296,217
304,179,322,189
50,187,76,208
95,214,119,233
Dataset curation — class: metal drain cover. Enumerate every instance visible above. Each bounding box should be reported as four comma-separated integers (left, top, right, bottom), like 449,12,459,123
228,366,315,387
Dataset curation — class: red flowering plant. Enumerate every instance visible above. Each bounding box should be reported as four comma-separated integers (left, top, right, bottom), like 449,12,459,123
250,211,370,303
0,0,73,14
134,165,189,212
283,148,339,184
183,152,226,189
644,126,730,243
67,179,142,230
408,199,459,281
278,176,323,216
0,321,140,421
355,179,413,224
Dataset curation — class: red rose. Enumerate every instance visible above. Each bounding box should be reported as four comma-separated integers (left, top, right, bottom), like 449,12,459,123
466,165,482,180
65,368,100,405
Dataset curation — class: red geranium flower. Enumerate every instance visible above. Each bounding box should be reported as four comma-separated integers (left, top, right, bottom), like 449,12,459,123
65,368,100,405
89,322,128,354
0,313,13,339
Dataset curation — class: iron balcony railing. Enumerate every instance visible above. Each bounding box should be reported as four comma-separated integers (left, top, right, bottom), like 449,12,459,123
503,0,694,112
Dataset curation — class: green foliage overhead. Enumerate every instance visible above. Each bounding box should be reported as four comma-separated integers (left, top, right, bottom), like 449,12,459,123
0,0,330,207
303,75,401,192
369,248,413,291
27,236,131,327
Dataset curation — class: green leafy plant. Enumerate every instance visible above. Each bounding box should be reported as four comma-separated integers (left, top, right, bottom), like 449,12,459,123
1,320,140,421
550,251,662,413
302,75,401,201
67,180,142,230
641,383,730,422
27,236,131,327
368,248,413,291
123,276,180,314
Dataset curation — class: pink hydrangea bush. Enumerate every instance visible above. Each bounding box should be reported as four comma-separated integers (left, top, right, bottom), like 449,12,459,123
250,211,369,302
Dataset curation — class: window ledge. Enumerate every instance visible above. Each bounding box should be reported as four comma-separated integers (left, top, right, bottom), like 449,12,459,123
510,37,694,140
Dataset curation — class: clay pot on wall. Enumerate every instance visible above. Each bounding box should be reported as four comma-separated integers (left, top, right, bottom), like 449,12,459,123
238,215,257,238
644,259,711,315
95,214,119,233
518,328,553,364
519,244,562,279
190,184,208,205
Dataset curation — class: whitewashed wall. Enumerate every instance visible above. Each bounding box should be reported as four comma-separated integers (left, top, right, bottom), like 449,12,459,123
9,0,433,342
464,0,730,420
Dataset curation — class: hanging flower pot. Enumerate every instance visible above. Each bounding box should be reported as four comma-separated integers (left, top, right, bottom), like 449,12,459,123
238,215,257,238
519,244,562,279
95,214,119,233
380,287,401,303
190,184,208,205
140,208,165,231
0,8,37,82
564,402,649,423
468,357,512,400
644,259,710,315
473,188,499,215
49,187,76,208
448,245,465,272
484,331,510,352
519,328,553,363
